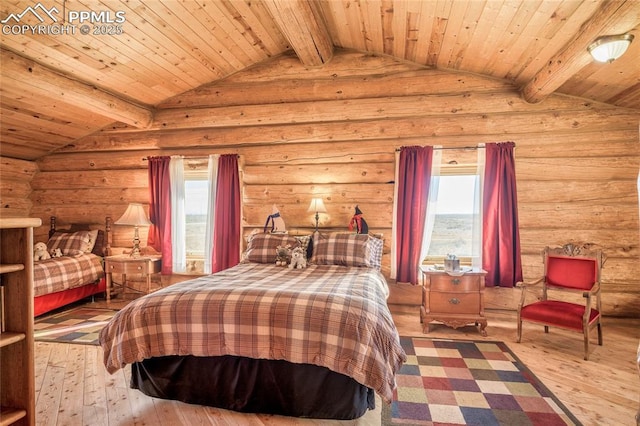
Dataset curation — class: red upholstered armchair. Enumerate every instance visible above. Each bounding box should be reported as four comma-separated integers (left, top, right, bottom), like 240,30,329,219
517,244,604,360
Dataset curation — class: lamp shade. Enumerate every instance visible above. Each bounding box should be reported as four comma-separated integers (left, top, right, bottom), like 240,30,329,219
115,203,151,226
307,198,327,213
588,34,634,63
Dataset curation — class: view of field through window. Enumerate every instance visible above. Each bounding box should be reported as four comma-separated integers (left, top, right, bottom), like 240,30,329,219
185,180,208,255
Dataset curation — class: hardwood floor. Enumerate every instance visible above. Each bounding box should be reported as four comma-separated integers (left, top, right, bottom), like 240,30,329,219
33,301,640,426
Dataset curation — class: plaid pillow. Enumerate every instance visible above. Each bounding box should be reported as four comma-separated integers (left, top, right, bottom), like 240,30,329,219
366,235,384,270
244,233,300,264
47,231,94,256
294,235,312,259
311,232,369,267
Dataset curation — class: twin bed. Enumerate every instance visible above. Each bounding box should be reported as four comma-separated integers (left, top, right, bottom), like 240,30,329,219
99,231,406,419
33,216,110,317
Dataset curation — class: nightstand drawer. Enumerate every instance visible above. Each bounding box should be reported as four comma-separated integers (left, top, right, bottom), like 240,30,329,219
107,261,149,275
429,274,481,292
429,292,480,314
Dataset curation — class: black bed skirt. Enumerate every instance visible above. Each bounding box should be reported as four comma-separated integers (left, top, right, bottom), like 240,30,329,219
130,355,375,420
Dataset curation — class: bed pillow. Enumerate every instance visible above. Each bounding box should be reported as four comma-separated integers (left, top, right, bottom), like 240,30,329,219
47,230,94,256
294,235,312,259
84,229,99,253
243,233,300,264
366,235,384,270
92,230,105,256
311,232,370,267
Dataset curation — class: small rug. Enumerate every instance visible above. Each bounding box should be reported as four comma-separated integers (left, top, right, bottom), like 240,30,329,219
34,306,117,345
382,337,581,426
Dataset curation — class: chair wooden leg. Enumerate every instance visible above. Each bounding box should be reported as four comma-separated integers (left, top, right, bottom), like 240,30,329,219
597,322,603,346
517,319,522,343
544,325,549,334
583,330,589,361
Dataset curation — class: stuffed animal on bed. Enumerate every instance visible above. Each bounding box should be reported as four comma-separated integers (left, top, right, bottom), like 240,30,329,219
264,204,287,233
348,205,369,234
34,242,51,261
289,247,307,269
275,244,291,266
50,248,63,258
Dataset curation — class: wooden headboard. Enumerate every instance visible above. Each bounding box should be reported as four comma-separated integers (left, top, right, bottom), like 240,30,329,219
48,216,112,256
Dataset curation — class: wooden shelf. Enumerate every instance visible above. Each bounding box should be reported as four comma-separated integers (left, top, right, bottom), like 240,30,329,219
0,407,27,426
0,217,40,426
0,332,26,348
0,264,24,274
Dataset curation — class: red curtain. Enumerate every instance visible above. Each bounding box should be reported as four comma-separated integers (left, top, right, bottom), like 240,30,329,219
396,146,433,284
147,156,173,274
212,154,241,272
482,142,523,287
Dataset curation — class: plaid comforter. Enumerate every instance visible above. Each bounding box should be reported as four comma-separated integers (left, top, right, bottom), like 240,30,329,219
99,263,406,403
34,254,104,297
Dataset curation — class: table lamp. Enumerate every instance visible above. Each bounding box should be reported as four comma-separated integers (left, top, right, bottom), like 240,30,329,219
115,203,151,257
307,198,327,231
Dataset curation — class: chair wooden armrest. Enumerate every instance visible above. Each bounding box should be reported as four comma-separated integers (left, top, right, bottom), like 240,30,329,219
583,282,600,298
516,277,544,288
516,277,544,307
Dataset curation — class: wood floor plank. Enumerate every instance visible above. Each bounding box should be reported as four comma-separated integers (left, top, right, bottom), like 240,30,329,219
81,405,108,426
35,365,65,426
150,399,191,426
33,303,640,426
56,345,85,426
83,344,108,412
127,383,163,425
105,385,133,425
34,341,52,393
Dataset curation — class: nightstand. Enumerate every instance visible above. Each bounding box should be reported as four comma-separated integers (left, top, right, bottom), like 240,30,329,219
420,265,488,336
105,255,161,302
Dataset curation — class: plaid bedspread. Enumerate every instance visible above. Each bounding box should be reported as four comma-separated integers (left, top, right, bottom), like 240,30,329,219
34,254,104,297
99,263,406,403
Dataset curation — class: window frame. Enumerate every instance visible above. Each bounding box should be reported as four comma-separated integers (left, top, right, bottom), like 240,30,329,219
422,163,480,267
182,164,209,272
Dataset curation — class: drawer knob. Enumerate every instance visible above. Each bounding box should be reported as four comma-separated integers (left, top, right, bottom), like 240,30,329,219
452,278,461,285
449,298,460,305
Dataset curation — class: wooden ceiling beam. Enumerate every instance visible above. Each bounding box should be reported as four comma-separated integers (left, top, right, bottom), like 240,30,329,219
521,0,637,104
0,48,153,128
263,0,333,66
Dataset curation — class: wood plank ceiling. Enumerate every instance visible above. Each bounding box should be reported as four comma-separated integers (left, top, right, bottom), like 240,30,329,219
1,0,639,161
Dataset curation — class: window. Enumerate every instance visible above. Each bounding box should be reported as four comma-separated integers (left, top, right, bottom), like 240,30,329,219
184,175,208,258
422,151,484,268
173,158,213,274
427,174,479,258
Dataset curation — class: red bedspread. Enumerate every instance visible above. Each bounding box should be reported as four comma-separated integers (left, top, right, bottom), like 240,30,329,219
99,263,406,403
33,253,104,297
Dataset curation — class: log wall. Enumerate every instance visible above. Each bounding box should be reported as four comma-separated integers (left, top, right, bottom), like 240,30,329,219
17,50,640,316
0,157,37,217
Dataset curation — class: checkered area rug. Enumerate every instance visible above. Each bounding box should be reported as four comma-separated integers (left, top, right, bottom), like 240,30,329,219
382,337,581,426
34,306,117,345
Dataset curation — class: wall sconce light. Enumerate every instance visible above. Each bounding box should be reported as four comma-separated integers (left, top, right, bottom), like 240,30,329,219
588,34,634,63
115,203,151,257
307,198,327,231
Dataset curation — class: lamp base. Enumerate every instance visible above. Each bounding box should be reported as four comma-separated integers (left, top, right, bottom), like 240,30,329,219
130,226,142,258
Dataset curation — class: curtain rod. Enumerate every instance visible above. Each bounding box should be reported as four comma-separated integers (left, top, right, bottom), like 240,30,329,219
142,154,239,161
395,145,484,152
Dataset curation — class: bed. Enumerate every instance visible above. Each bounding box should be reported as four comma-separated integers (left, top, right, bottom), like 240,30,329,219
33,216,111,317
99,231,406,420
